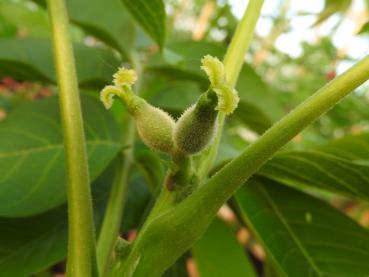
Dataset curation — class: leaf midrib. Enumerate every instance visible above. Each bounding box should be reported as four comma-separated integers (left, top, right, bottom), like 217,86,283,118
0,140,121,159
257,184,323,277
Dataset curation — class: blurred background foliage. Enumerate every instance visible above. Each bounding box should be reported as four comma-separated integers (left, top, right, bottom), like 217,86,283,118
1,0,369,276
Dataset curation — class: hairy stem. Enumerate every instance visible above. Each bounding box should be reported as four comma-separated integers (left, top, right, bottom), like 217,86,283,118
116,53,369,277
46,0,97,276
197,0,264,179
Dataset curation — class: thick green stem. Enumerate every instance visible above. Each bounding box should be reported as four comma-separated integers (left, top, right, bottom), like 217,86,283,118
46,0,97,276
116,53,369,277
197,0,264,179
97,120,135,276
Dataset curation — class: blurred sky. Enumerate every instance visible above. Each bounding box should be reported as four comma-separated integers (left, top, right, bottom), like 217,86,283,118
228,0,369,74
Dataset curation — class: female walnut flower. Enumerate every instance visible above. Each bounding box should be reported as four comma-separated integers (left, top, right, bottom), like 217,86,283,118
173,55,240,155
100,67,175,153
201,55,239,115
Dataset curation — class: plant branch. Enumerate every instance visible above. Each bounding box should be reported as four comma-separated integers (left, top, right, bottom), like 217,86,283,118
46,0,97,276
197,0,264,179
116,53,369,277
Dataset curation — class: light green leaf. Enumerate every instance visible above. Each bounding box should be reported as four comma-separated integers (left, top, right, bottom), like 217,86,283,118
235,178,369,277
192,218,257,277
0,161,115,277
0,38,120,88
0,95,122,217
314,0,352,26
121,0,166,48
0,1,50,38
358,21,369,35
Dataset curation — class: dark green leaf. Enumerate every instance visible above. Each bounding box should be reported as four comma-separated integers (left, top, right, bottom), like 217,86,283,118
33,0,135,56
162,254,188,277
0,160,115,277
0,95,122,217
0,38,120,88
121,0,166,48
192,218,257,277
235,178,369,277
259,132,369,200
67,0,136,55
121,172,152,232
134,144,165,193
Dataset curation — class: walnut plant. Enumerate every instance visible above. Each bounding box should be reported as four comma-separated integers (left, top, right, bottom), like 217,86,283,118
1,0,369,277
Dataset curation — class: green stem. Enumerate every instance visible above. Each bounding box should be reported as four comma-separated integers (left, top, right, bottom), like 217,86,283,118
97,51,141,276
46,0,97,276
116,53,369,277
97,120,135,276
197,0,264,180
223,0,264,87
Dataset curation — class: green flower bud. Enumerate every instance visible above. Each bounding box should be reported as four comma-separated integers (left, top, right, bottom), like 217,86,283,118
174,91,218,154
100,84,175,153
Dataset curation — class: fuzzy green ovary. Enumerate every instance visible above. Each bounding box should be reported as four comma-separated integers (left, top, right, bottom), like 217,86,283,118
174,92,218,154
101,85,175,153
134,103,175,153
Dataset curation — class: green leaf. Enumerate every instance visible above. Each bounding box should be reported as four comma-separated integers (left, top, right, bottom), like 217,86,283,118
33,0,135,55
0,38,120,88
0,1,50,38
358,21,369,34
121,0,166,48
141,73,201,117
233,97,273,134
121,172,152,232
162,254,188,277
314,0,352,26
0,160,115,277
235,178,369,277
317,132,369,161
134,144,165,193
192,218,257,277
259,132,369,200
67,0,136,55
0,95,122,217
